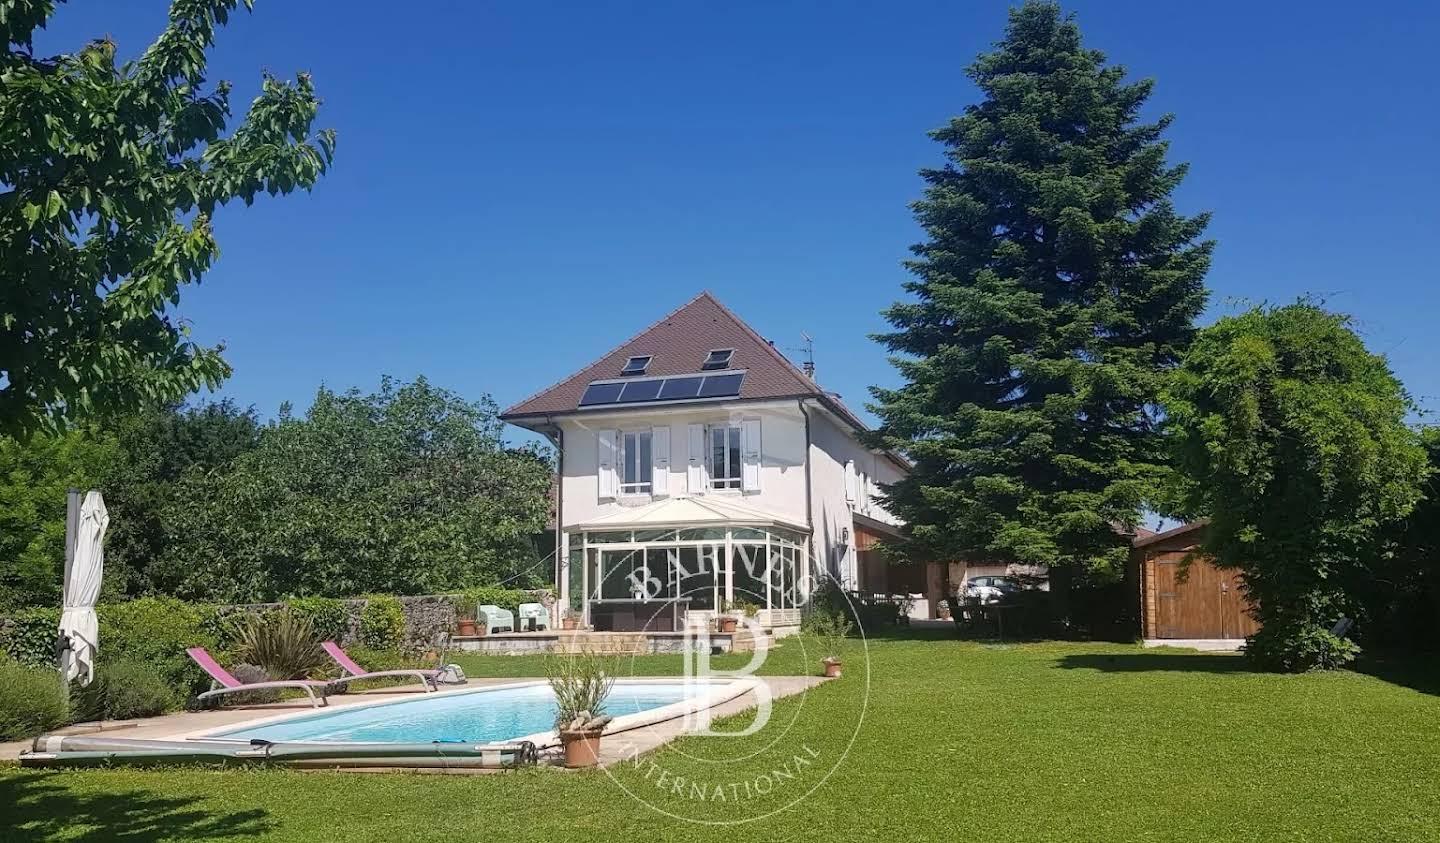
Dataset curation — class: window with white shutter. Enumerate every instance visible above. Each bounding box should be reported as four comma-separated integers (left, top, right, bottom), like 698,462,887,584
598,430,618,499
687,423,706,493
651,426,670,497
619,430,653,495
708,424,743,490
741,418,761,492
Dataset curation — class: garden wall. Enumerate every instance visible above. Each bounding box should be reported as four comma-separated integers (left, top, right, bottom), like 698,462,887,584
212,589,556,653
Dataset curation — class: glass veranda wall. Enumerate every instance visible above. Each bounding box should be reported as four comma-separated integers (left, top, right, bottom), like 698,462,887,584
569,526,810,627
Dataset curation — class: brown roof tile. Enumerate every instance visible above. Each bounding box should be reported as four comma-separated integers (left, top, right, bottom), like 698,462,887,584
501,291,823,419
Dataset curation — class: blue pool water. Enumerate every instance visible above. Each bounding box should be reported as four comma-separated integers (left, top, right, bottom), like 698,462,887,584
214,682,705,744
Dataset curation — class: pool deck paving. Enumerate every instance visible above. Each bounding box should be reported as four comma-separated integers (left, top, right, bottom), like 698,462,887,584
0,675,825,770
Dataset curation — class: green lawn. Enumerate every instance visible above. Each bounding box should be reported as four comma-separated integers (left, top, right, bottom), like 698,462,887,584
5,635,1439,842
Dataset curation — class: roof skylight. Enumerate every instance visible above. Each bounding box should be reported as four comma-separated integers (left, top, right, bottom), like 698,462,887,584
620,355,652,376
702,349,734,370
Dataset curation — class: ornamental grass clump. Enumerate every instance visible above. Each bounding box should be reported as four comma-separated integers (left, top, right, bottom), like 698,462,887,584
806,611,854,665
232,611,326,680
545,650,615,734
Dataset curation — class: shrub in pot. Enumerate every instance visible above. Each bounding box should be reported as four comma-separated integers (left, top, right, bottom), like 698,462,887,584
560,609,581,631
715,601,739,633
545,651,615,768
455,605,478,637
804,611,853,678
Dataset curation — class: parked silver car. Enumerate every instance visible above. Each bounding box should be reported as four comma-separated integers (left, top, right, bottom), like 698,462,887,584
963,575,1018,604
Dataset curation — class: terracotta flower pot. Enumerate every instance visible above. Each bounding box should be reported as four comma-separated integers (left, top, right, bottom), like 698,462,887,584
717,616,738,633
457,619,477,636
822,657,842,678
560,729,604,768
562,617,579,631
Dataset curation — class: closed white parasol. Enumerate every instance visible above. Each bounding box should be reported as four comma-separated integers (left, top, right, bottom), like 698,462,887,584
59,490,108,686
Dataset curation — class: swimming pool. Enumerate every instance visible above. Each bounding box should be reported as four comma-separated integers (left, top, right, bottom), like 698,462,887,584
208,680,733,745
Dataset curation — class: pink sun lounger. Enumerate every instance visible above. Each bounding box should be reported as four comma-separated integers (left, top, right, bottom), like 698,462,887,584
187,647,330,708
321,641,440,692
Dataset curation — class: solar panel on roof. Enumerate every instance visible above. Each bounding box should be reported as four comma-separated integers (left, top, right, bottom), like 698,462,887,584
619,378,663,402
697,372,744,398
657,376,703,400
578,371,745,408
579,381,625,406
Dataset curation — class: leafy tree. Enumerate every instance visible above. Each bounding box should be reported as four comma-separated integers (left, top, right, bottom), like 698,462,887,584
0,0,335,439
0,399,258,606
870,2,1211,588
1348,426,1440,653
153,377,553,601
0,427,119,608
102,399,261,597
1163,302,1428,670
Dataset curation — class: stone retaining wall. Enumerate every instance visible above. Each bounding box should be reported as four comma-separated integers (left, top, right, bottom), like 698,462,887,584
216,591,554,653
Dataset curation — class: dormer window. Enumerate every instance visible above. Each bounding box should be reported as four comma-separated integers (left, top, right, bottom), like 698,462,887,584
621,355,652,376
702,349,734,370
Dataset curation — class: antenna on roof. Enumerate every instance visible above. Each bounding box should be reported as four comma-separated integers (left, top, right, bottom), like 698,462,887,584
793,332,815,380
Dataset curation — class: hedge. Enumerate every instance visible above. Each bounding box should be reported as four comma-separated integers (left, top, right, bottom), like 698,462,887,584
456,587,534,616
357,595,406,650
0,658,69,740
0,607,61,668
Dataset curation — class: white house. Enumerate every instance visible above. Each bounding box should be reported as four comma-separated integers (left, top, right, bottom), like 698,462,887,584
501,292,923,633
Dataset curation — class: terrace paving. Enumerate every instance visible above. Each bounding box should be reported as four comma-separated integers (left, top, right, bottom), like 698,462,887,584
0,675,824,770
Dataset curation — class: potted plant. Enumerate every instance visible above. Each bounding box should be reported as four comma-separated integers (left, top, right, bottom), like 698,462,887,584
561,608,582,631
455,604,478,637
710,600,739,633
738,600,761,627
937,599,952,621
546,651,615,768
807,612,853,678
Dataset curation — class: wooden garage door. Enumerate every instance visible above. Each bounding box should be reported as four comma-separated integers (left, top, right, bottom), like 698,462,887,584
1153,552,1260,640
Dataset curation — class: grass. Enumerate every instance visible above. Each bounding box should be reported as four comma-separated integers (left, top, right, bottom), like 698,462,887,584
5,634,1440,841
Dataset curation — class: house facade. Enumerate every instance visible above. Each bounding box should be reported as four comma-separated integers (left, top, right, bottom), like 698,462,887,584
501,292,911,632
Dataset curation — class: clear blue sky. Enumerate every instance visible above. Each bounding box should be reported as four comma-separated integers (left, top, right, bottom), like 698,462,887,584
33,1,1440,440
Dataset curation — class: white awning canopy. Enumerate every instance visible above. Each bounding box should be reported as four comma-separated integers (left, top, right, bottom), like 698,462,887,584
571,495,809,533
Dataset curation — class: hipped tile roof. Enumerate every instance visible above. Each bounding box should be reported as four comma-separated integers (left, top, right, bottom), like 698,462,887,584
501,291,824,419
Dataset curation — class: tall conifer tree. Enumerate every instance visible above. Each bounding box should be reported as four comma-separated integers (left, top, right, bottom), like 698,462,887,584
871,2,1212,581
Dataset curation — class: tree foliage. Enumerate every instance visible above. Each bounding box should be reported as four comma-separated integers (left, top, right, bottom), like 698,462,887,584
870,2,1211,579
0,0,335,439
102,399,261,596
1366,427,1440,651
0,426,119,607
1163,302,1428,670
151,377,553,602
0,380,553,608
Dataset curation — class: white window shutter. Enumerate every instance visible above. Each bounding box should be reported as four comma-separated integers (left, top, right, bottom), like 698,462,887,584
687,423,706,493
844,460,858,504
651,426,671,497
741,418,762,492
598,430,618,500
